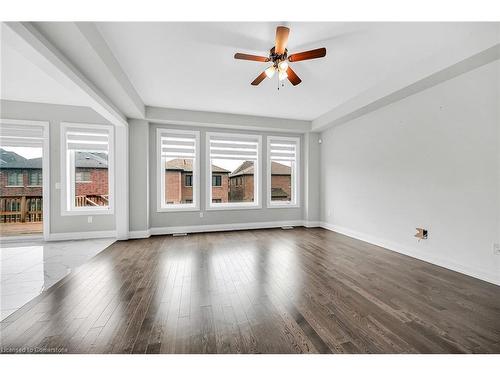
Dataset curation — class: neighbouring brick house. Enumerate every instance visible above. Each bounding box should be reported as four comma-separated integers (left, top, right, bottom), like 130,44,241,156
73,152,109,199
0,148,108,222
165,159,230,204
229,161,292,202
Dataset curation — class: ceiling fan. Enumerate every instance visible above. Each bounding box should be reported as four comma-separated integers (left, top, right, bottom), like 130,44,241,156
234,26,326,87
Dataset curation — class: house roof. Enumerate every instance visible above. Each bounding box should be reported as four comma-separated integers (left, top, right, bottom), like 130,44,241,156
0,148,109,169
166,158,230,173
229,161,291,177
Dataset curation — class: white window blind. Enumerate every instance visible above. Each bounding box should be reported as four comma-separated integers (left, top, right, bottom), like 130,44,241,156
66,127,110,152
0,123,44,148
209,135,259,161
269,139,297,162
160,133,196,158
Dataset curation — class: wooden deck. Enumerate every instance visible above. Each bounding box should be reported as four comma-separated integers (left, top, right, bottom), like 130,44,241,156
0,222,43,237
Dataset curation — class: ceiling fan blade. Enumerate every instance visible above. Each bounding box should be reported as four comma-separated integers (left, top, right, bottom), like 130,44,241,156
288,47,326,62
286,66,302,86
251,71,267,86
275,26,290,55
234,53,270,62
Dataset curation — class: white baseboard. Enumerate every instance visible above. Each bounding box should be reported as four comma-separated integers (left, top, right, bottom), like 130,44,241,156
42,220,319,241
47,230,117,241
128,229,152,239
304,221,321,228
320,222,500,286
149,220,305,236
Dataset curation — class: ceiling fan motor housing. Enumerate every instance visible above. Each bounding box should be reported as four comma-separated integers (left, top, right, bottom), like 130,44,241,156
269,47,288,67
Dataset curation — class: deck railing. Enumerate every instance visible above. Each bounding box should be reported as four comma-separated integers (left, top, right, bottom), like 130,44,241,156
0,194,109,222
75,195,109,207
0,196,43,223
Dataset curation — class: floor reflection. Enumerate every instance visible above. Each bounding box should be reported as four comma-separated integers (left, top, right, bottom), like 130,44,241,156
0,238,115,320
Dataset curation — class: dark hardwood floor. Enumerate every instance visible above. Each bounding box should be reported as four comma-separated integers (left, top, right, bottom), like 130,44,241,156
1,227,499,354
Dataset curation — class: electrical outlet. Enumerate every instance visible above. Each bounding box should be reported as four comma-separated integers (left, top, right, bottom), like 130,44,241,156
55,182,61,190
494,243,500,255
87,216,93,224
199,212,204,218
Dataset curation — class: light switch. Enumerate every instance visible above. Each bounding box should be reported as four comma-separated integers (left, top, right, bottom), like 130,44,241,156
55,182,61,190
87,216,93,224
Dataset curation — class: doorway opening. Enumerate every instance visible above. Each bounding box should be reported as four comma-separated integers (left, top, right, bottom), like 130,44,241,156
0,120,49,240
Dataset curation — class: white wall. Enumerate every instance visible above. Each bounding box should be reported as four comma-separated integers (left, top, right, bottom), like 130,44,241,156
0,100,116,235
320,60,500,285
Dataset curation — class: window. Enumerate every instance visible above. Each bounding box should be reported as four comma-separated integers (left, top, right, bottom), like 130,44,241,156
206,132,261,209
267,136,299,207
212,175,222,187
75,171,91,183
28,170,42,186
157,129,200,211
7,171,23,186
61,123,113,215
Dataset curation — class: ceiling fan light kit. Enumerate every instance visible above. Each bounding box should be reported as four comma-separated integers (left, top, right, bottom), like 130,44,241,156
234,26,327,87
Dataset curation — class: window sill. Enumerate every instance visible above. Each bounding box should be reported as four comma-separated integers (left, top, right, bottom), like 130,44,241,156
5,185,24,188
157,206,199,213
27,185,42,187
206,203,262,211
268,203,300,209
61,207,114,216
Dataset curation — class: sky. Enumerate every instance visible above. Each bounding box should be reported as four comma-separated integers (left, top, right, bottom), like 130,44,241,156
2,146,42,159
211,158,246,172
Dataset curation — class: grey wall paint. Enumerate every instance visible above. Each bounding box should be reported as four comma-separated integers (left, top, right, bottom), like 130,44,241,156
304,132,321,223
147,123,304,228
319,60,500,284
128,119,149,232
146,106,311,133
1,100,116,233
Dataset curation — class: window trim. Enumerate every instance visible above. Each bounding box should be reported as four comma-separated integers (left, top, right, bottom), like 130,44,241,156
60,122,114,216
156,128,200,212
206,132,262,211
267,136,300,209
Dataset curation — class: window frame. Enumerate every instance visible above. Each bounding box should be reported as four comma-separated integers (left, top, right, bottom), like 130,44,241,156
60,122,114,216
28,170,42,187
156,128,200,212
75,171,92,183
184,174,193,187
206,132,262,211
6,171,24,187
267,136,300,209
212,174,222,187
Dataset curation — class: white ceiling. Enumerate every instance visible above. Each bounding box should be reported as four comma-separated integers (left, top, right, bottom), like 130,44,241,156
2,22,498,122
95,22,498,120
1,23,91,108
